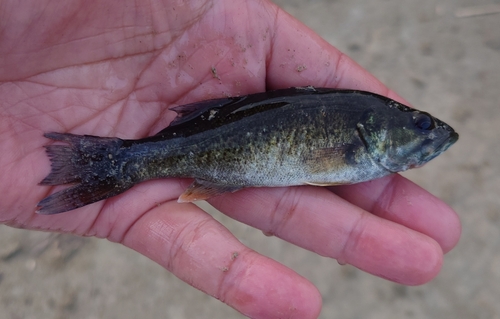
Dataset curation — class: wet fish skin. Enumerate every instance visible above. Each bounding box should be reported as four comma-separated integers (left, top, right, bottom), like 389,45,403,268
37,87,458,214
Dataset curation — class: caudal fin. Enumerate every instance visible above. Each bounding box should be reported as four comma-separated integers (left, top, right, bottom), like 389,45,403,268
37,132,133,214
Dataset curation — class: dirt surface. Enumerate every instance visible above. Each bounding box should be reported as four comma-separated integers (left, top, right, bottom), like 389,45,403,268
1,0,499,318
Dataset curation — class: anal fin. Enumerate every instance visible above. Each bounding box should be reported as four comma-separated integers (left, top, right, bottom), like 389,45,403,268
178,179,240,203
304,181,345,187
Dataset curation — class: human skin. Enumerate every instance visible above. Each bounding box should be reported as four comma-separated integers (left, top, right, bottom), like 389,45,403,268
0,0,461,318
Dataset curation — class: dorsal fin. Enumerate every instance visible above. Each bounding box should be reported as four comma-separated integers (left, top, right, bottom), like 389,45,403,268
152,97,241,138
150,89,314,140
168,97,238,127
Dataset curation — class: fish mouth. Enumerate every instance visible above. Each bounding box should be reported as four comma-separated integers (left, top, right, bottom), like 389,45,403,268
444,131,459,148
407,127,458,170
420,129,458,165
433,118,459,150
438,127,459,152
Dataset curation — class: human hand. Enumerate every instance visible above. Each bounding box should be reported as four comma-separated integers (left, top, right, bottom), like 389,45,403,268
0,0,461,318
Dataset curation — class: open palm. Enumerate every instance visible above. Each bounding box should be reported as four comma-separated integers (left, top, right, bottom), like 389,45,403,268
0,1,460,318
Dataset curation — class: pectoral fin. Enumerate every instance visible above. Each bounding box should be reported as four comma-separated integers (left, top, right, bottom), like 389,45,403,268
178,179,241,202
302,146,349,174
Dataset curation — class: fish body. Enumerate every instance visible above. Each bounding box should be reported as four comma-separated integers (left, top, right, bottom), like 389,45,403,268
37,87,458,214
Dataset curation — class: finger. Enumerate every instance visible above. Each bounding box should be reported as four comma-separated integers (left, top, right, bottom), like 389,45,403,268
330,174,461,253
266,5,410,103
209,185,443,286
119,200,322,319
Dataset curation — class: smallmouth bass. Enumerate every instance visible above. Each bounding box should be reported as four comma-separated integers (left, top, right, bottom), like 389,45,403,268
37,87,458,214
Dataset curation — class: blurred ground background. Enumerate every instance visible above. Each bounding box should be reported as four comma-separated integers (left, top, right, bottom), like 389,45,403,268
1,0,499,318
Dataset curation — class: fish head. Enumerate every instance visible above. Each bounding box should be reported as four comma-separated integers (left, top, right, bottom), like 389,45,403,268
356,105,459,173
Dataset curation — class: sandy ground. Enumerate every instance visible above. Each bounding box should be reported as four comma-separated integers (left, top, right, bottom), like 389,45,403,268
1,0,499,318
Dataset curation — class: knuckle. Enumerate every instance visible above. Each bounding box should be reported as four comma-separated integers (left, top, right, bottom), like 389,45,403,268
268,187,303,236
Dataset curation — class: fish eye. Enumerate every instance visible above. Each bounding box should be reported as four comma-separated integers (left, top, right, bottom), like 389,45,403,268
413,113,434,130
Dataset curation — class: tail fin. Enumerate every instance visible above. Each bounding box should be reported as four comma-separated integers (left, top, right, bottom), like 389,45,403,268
37,132,133,214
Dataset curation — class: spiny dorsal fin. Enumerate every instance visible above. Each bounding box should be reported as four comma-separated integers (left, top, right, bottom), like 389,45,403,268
165,97,237,128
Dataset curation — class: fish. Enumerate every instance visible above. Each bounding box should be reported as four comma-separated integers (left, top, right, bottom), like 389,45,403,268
37,86,458,214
